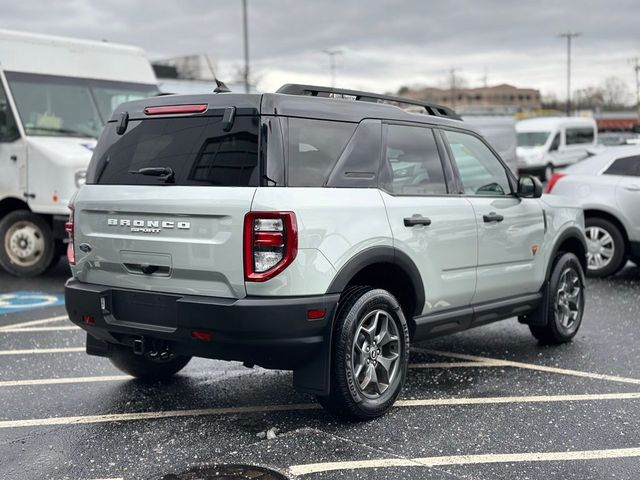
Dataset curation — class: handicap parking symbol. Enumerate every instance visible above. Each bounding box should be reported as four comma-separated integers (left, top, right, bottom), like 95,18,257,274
0,291,64,315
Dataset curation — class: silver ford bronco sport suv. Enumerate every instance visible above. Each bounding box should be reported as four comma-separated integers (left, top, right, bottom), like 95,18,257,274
65,84,587,420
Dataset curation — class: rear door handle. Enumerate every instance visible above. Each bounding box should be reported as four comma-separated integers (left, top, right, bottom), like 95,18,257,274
624,184,640,192
404,215,431,227
483,212,504,223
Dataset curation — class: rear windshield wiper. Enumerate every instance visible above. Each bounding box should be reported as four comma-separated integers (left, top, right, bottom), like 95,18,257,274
128,167,175,183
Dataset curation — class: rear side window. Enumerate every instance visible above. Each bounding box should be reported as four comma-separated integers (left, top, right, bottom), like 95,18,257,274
603,155,640,177
87,115,259,186
287,118,356,186
566,127,594,145
381,124,447,195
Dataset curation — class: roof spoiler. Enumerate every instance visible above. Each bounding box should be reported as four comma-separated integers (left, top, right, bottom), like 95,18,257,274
276,84,462,121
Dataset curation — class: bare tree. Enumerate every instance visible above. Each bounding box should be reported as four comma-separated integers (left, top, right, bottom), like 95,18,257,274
573,86,604,110
601,77,631,108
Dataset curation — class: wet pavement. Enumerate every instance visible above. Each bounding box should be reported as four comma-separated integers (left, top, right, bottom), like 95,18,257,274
0,261,638,479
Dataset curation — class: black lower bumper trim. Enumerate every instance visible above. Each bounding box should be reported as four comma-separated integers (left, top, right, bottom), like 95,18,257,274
65,279,339,371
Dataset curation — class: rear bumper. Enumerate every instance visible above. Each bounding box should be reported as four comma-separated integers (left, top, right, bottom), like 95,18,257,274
64,279,338,371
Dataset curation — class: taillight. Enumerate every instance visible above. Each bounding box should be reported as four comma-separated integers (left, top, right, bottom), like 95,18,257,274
546,173,566,193
65,204,75,265
244,212,298,282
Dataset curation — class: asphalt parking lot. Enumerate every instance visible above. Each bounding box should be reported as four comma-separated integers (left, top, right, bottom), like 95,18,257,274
0,261,638,480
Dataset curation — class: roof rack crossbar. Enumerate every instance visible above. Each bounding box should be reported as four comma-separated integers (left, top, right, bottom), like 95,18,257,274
276,84,461,120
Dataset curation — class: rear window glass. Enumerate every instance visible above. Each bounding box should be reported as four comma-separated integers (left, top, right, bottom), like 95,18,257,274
603,155,640,177
87,115,259,186
287,118,356,186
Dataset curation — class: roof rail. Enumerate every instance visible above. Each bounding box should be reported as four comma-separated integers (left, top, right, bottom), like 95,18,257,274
276,84,462,121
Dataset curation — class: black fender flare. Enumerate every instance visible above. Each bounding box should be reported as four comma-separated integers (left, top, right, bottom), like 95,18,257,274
545,226,587,280
325,245,425,316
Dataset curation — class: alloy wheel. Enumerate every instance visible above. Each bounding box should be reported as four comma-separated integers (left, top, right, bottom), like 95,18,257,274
351,309,401,398
585,226,614,271
554,267,582,333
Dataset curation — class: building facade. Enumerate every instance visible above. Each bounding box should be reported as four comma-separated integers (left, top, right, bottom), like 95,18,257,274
402,84,542,113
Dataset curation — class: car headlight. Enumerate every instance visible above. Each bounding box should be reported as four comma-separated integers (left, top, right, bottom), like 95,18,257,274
75,170,87,188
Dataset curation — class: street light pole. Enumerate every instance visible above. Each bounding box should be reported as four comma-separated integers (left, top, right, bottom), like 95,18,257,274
559,32,581,116
323,49,342,88
630,57,640,118
242,0,250,93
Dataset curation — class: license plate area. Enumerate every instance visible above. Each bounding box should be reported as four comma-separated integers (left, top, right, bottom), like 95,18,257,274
111,290,178,329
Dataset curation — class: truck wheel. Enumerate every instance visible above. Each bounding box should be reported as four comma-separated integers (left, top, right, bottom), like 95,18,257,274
316,287,410,420
585,217,626,277
110,346,191,381
530,252,585,344
0,210,55,277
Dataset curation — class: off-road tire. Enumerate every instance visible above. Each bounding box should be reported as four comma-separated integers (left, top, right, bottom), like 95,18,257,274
530,252,585,344
316,287,410,420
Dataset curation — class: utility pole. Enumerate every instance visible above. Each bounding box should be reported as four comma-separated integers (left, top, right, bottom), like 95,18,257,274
323,49,342,88
449,68,459,108
630,57,640,117
558,32,581,116
242,0,250,93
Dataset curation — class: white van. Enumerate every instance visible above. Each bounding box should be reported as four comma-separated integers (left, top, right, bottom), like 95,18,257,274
0,29,158,276
516,116,597,181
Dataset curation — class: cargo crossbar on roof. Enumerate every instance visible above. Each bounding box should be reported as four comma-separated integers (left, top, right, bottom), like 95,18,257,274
276,84,462,121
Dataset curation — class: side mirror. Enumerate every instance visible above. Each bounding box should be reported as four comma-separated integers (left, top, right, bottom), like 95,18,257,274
518,175,543,198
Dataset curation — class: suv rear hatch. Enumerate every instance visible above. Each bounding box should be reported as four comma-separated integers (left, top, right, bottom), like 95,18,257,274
71,96,262,299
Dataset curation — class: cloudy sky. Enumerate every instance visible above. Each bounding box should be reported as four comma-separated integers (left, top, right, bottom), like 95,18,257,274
1,0,639,99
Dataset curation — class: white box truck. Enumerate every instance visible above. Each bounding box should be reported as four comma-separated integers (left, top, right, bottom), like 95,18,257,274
0,29,158,276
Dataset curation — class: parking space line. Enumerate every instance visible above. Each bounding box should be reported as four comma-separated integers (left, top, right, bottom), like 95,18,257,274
288,446,640,476
410,361,506,369
0,375,129,387
0,325,80,332
0,392,637,430
418,349,640,386
0,347,84,356
0,315,69,331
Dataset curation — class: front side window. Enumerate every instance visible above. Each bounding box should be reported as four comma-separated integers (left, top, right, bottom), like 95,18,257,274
0,81,19,142
566,127,595,145
382,124,447,195
603,155,640,177
445,130,511,196
287,118,356,187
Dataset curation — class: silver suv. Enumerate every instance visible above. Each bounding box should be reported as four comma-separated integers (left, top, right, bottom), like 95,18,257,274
64,85,587,419
546,146,640,277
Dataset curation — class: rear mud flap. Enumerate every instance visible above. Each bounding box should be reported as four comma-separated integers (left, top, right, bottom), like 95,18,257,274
518,282,549,327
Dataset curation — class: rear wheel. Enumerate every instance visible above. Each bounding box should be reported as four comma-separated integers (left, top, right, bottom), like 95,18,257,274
0,210,55,277
316,287,409,420
109,345,191,381
584,217,626,277
530,252,585,344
